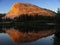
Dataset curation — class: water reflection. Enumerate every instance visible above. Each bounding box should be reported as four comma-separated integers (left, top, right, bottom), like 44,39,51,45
5,28,55,44
0,25,60,45
0,32,59,45
0,33,14,45
54,36,60,45
20,34,54,45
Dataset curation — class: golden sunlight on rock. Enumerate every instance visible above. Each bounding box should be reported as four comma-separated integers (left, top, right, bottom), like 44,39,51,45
5,28,55,43
5,2,56,18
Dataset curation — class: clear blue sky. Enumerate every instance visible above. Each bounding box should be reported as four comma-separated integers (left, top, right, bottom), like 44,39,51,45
0,0,60,13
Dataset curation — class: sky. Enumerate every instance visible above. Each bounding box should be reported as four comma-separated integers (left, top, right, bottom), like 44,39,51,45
0,0,60,13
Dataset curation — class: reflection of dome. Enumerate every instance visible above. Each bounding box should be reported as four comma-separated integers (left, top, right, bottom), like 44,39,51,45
6,28,55,43
5,2,56,18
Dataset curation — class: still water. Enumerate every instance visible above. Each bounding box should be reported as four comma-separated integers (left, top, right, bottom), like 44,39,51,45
19,34,54,45
0,33,14,45
0,33,55,45
0,27,58,45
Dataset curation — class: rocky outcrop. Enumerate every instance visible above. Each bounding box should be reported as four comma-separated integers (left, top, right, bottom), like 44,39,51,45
5,2,56,18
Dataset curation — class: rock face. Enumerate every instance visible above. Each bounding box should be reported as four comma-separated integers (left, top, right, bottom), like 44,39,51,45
5,2,56,18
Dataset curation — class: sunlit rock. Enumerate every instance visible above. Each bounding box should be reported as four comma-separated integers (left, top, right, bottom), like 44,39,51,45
5,2,56,18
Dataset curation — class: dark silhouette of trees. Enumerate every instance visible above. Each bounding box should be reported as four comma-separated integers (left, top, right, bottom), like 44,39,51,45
11,14,55,23
55,8,60,38
57,8,60,16
0,13,56,32
56,8,60,23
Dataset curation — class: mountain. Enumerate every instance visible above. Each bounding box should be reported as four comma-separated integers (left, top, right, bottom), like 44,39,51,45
5,2,56,18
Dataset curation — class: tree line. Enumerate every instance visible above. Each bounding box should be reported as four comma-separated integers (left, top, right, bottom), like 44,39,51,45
0,14,55,23
0,8,60,23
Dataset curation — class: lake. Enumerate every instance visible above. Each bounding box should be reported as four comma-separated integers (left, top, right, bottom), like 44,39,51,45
0,33,55,45
0,26,58,45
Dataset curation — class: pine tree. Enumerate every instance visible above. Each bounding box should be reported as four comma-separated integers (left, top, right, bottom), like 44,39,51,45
57,8,60,16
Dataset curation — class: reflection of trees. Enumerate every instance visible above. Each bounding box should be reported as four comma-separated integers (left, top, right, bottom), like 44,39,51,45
0,14,55,31
54,36,60,45
0,27,3,33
